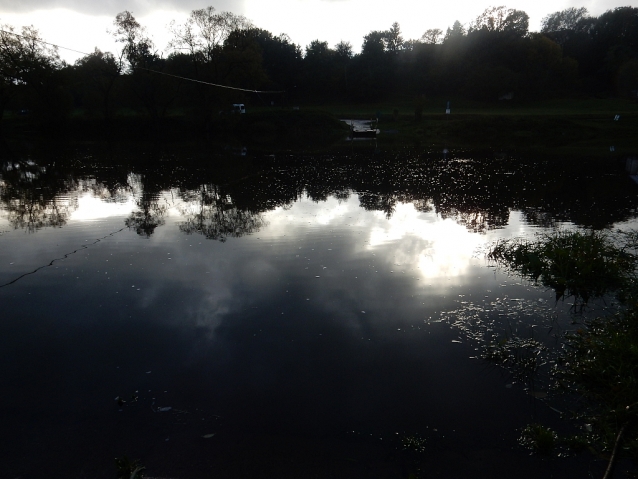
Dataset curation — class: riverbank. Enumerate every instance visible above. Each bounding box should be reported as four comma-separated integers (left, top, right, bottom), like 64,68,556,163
1,97,636,152
323,97,638,152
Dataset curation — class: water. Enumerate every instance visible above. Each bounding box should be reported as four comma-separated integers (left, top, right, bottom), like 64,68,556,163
1,144,636,478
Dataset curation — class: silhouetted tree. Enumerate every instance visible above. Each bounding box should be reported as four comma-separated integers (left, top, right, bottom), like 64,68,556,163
542,7,590,34
113,11,182,120
249,30,302,95
421,28,443,44
334,40,353,94
444,20,466,42
469,6,529,37
385,22,404,53
72,49,122,120
168,6,252,73
0,24,70,132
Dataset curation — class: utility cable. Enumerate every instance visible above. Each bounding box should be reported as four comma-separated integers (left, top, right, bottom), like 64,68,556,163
0,28,89,56
0,227,126,288
133,66,284,93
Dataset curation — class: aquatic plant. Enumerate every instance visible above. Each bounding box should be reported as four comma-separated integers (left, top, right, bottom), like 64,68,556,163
555,308,638,472
519,424,558,455
483,336,548,385
115,455,145,479
489,230,638,475
488,230,638,308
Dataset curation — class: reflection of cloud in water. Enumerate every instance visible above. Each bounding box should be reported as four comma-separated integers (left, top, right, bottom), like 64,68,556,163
69,193,136,221
190,293,232,337
351,200,486,279
266,195,489,282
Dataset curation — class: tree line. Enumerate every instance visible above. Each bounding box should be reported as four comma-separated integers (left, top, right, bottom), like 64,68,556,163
0,5,637,130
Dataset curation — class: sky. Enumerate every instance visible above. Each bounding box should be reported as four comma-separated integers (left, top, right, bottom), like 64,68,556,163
0,0,631,63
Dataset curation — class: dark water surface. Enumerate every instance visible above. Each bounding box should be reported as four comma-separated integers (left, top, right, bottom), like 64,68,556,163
1,144,637,478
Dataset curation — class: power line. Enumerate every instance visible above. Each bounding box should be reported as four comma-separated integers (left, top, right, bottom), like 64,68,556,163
134,66,285,93
0,28,90,56
0,29,285,94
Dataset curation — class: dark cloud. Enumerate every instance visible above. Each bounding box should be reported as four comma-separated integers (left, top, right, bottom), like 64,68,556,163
1,0,246,16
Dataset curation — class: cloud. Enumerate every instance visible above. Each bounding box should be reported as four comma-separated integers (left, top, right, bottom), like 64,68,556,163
1,0,246,16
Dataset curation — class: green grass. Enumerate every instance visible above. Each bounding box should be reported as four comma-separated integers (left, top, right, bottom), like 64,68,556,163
292,97,638,150
303,96,638,117
4,96,637,149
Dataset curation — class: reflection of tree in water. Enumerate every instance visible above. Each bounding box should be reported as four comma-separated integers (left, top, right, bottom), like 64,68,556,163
439,208,509,234
125,193,168,237
0,160,78,232
428,158,512,233
177,184,267,242
412,198,433,214
4,148,638,239
124,173,168,238
181,153,638,234
358,192,398,219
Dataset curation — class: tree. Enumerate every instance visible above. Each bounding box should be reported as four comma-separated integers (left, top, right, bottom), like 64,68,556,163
356,29,396,100
563,6,638,93
221,29,268,91
168,6,252,68
522,34,579,97
304,39,331,60
73,49,122,120
361,30,386,56
112,11,156,71
165,7,257,122
421,28,443,44
444,21,466,42
469,6,529,37
249,30,302,92
0,24,69,131
385,22,404,53
113,11,182,120
541,7,589,33
333,41,353,93
591,6,638,52
540,7,592,48
335,41,353,59
302,40,336,98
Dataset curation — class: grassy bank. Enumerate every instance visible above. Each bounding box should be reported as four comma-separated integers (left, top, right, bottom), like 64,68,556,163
2,97,636,152
312,97,638,151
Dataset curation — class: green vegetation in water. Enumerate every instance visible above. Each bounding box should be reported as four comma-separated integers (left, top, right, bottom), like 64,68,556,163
519,424,559,455
115,456,145,479
482,337,547,385
487,230,638,476
488,230,638,308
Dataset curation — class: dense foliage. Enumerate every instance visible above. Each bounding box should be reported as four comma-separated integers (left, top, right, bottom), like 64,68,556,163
1,5,637,131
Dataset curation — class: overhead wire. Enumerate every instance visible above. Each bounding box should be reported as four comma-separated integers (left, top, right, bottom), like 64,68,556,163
0,28,285,94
